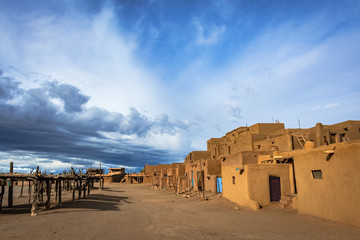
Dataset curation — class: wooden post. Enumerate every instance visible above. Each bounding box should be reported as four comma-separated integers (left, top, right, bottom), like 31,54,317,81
28,180,32,203
46,180,51,209
78,179,82,198
8,162,13,207
20,180,24,197
72,180,75,203
40,180,44,205
58,179,62,207
100,163,103,191
54,180,58,203
0,181,5,210
83,179,86,198
31,180,38,216
87,179,91,196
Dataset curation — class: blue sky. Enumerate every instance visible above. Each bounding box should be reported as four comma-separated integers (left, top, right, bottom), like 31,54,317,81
0,0,360,173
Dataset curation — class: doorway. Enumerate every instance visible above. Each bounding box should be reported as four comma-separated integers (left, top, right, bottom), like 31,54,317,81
269,176,281,202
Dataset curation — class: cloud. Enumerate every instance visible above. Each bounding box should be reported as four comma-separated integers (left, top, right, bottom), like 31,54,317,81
193,18,226,46
0,68,189,172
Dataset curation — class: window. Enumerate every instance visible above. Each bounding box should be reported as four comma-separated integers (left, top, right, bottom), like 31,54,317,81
228,146,231,154
232,176,235,184
312,170,322,179
330,133,336,144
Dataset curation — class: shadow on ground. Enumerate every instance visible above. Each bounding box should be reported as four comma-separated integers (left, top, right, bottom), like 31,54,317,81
0,191,131,215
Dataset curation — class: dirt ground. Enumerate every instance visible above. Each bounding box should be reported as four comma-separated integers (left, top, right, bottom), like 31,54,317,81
0,183,360,240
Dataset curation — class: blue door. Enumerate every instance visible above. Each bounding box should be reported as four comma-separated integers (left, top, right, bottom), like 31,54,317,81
191,171,194,188
217,177,222,193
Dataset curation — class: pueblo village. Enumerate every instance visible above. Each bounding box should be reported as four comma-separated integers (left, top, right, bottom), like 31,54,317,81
1,1,360,239
1,120,360,239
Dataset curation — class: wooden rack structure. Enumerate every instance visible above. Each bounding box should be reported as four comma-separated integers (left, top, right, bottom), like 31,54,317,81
0,162,104,216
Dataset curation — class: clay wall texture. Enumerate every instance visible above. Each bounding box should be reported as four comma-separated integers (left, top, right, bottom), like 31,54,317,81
222,164,292,209
291,141,360,227
144,164,171,175
185,151,211,163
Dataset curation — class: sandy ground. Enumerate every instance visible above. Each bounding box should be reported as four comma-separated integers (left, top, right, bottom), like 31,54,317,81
0,183,360,240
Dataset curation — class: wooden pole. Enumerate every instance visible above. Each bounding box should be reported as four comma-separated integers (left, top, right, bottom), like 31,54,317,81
31,180,38,216
72,180,75,203
20,180,24,197
40,180,44,205
54,180,58,203
28,180,32,203
78,179,82,199
58,179,62,207
46,180,51,209
87,179,91,196
0,181,5,210
83,179,86,198
8,162,13,207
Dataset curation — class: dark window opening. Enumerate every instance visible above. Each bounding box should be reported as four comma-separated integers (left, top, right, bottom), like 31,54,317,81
312,170,322,179
239,169,244,175
330,133,336,144
232,176,235,184
228,146,231,154
344,127,348,131
257,145,261,149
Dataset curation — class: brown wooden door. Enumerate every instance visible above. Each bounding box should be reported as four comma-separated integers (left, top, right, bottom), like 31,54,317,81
269,176,281,202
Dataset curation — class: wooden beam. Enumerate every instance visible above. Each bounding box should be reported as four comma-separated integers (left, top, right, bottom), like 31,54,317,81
46,180,51,210
58,179,62,207
8,162,13,208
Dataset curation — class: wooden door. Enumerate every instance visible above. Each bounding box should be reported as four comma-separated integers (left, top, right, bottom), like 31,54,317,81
269,176,281,202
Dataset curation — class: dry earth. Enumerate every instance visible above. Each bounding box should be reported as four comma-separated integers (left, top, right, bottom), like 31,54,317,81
0,183,360,240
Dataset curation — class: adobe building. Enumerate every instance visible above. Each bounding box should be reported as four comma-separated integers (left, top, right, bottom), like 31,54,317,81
104,168,126,183
220,120,360,227
280,140,360,227
145,120,360,227
184,151,211,163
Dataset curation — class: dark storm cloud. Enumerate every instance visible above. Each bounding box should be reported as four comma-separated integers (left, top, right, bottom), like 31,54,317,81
47,81,90,113
0,69,187,169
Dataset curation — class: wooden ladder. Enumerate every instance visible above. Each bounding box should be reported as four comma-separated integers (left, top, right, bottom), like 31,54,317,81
292,132,306,148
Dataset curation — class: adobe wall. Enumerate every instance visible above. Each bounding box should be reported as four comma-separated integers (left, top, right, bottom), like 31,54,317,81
205,159,221,176
185,151,211,163
204,175,217,193
225,131,253,154
292,141,360,227
222,163,292,210
184,162,200,191
175,164,185,177
221,151,272,167
143,175,152,184
144,164,171,175
253,134,293,152
222,164,258,210
249,123,285,135
207,137,227,159
246,164,292,206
